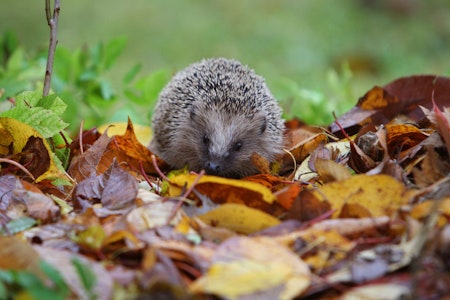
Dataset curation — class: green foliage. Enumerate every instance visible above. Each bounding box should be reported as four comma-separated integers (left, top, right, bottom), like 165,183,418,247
0,32,170,134
275,63,355,125
0,216,36,235
1,87,68,138
0,258,99,299
71,258,97,299
0,261,69,300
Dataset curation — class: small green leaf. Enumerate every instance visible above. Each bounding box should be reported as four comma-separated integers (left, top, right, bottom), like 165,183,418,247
103,37,127,70
100,80,114,100
1,217,36,235
123,63,142,84
6,48,25,72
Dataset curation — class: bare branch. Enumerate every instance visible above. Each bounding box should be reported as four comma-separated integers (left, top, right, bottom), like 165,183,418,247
45,0,51,24
43,0,61,97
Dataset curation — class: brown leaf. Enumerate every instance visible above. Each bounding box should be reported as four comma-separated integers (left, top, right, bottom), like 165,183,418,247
73,159,138,214
0,174,60,223
330,75,450,135
0,236,44,278
68,132,112,183
0,118,70,182
285,189,332,222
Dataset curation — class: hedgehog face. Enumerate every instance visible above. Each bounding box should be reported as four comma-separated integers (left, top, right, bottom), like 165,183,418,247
186,106,269,177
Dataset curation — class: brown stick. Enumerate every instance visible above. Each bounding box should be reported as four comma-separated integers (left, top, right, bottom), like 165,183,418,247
43,0,61,97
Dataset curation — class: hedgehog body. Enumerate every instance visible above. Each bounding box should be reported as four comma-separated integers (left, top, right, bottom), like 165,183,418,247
150,58,285,178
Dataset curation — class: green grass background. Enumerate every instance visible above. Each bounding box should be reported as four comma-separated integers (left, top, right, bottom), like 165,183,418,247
1,0,449,124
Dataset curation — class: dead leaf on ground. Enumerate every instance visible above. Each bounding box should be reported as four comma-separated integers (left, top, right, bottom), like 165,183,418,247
311,174,409,218
190,236,311,299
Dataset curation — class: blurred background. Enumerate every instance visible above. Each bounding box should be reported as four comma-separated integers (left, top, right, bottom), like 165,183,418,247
0,0,449,131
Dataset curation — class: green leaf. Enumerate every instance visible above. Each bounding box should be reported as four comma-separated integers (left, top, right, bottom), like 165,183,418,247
37,94,67,116
6,48,25,72
103,37,127,70
15,88,42,107
1,217,36,235
100,79,114,100
72,258,96,298
1,106,68,138
123,63,142,84
130,69,170,106
39,261,69,298
0,281,7,300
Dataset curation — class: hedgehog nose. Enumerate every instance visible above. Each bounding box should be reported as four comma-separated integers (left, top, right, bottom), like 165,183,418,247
206,161,221,175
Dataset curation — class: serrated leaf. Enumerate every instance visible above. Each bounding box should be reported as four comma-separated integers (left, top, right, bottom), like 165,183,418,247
15,89,42,107
37,94,67,116
1,107,68,138
14,87,66,117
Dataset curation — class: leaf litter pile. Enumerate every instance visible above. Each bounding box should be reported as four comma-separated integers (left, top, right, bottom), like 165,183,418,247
1,75,450,299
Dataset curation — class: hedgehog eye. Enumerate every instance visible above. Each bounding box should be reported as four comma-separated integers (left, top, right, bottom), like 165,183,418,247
233,141,242,151
203,134,210,145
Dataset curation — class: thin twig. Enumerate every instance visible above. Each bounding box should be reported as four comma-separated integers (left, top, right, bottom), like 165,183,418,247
43,0,61,97
0,158,36,182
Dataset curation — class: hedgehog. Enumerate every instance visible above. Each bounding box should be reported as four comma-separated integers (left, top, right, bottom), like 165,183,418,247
150,58,285,178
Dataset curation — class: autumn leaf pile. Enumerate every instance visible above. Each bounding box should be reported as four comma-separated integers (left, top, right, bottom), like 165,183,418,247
1,75,450,299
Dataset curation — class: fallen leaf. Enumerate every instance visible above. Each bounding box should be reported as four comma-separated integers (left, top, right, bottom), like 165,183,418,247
97,121,153,146
169,173,281,214
73,159,138,214
190,236,311,299
330,75,450,135
197,203,280,234
311,174,409,218
0,117,69,182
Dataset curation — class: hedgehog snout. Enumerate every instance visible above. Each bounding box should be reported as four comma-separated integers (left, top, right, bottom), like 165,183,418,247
205,161,222,175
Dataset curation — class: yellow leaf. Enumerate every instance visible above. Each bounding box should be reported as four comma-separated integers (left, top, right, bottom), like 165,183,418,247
72,225,106,250
312,174,408,218
98,121,152,146
0,117,70,182
190,236,310,299
197,203,280,234
410,197,450,227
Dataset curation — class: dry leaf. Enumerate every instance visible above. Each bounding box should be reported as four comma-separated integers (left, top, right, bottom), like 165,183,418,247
311,174,409,218
168,173,280,214
197,203,280,234
190,236,311,299
0,117,70,182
